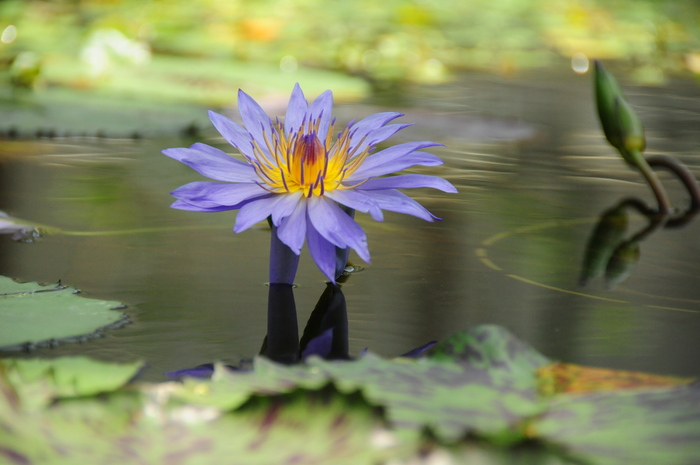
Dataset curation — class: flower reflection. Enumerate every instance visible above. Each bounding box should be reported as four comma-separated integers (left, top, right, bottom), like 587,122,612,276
580,194,699,289
163,83,456,282
166,279,436,378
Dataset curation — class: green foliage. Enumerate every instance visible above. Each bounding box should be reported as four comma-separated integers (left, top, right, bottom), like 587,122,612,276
537,385,700,465
1,0,698,92
0,326,699,464
2,357,143,410
0,276,128,350
0,382,389,464
0,56,368,136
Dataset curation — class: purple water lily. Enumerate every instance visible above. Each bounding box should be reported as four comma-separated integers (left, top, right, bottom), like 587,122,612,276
163,84,456,282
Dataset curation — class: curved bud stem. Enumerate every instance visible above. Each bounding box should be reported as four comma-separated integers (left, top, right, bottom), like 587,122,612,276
646,154,700,211
633,152,672,214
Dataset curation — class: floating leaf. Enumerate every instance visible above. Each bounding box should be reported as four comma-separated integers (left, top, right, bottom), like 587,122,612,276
536,384,700,465
172,326,550,443
1,325,698,464
537,362,691,396
431,325,551,387
1,357,143,410
0,370,391,465
0,276,128,350
0,56,369,138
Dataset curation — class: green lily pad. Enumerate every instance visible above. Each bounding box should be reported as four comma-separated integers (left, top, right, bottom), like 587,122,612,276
536,384,700,465
1,326,699,464
0,365,391,465
0,55,369,138
0,276,129,350
1,356,143,411
172,325,549,443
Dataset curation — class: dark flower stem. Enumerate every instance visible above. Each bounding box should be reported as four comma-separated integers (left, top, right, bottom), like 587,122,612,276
268,220,300,285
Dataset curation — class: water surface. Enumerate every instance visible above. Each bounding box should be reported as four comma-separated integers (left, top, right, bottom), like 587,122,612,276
2,68,700,380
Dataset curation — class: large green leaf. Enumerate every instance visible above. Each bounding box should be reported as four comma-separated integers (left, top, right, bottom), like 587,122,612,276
0,276,128,350
0,365,392,465
536,384,700,465
0,56,369,138
1,357,143,411
1,326,698,464
172,325,549,443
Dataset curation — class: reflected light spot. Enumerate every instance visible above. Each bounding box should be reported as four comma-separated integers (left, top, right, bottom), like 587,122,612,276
571,52,589,74
280,55,297,73
1,25,17,44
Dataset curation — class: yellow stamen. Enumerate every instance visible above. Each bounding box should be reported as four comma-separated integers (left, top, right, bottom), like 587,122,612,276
247,118,369,197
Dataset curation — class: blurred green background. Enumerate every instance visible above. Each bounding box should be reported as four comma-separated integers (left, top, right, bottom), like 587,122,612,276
1,0,699,109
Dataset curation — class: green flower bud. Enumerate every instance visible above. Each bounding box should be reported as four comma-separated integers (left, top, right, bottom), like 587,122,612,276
614,96,646,155
594,60,625,151
594,61,647,168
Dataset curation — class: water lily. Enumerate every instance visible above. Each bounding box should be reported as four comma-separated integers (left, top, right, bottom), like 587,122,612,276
164,84,456,282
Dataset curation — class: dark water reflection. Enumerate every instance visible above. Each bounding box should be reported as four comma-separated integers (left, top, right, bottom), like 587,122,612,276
1,67,700,379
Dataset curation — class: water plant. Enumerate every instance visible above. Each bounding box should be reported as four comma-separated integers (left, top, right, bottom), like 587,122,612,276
163,83,456,283
594,60,700,217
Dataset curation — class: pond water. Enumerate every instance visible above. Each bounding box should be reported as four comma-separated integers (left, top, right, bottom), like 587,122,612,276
2,66,700,380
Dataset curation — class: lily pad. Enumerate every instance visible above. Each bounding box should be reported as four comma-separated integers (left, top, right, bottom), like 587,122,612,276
0,55,369,138
0,276,128,350
537,362,691,396
1,326,699,464
0,363,391,465
172,325,550,443
536,384,700,465
1,357,143,411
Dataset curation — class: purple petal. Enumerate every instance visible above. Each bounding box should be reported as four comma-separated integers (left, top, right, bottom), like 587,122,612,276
162,147,256,183
285,83,309,135
400,341,438,358
358,174,457,193
276,199,307,254
307,90,333,141
351,124,411,155
208,111,255,158
348,112,403,148
357,189,438,221
324,189,384,221
347,150,444,182
302,328,334,359
306,219,338,282
270,191,303,225
237,89,274,149
234,195,283,232
190,143,249,166
170,199,238,212
171,181,268,208
306,197,370,262
166,364,215,379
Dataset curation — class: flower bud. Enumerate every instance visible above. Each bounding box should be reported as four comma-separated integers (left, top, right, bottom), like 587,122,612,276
594,61,646,167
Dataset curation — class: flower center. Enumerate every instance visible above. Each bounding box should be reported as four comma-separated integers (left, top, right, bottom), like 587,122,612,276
292,132,326,191
249,118,370,198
